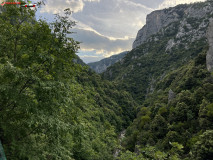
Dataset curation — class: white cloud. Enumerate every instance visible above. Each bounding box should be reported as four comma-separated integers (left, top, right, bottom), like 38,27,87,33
76,49,105,63
120,0,153,11
130,0,165,9
73,19,132,41
40,0,83,14
79,55,104,63
158,0,206,9
70,28,134,57
83,0,100,2
72,0,153,39
40,0,100,14
80,55,100,58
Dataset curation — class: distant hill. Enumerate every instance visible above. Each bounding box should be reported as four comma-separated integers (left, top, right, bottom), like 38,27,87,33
88,51,128,73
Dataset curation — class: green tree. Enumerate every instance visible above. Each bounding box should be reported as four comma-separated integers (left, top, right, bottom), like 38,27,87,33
199,100,213,129
191,130,213,160
0,4,79,159
150,115,167,139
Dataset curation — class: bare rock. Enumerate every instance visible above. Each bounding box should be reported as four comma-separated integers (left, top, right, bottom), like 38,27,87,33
207,19,213,72
168,89,176,102
132,6,187,49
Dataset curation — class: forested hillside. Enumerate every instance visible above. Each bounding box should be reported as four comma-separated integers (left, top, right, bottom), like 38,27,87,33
102,1,213,159
119,53,213,159
0,4,137,159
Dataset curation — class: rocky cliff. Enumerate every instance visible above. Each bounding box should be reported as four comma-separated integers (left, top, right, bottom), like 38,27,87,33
132,5,187,49
207,19,213,72
88,51,128,73
133,2,213,49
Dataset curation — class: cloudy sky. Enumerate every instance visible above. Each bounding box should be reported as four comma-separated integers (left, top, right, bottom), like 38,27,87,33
35,0,206,63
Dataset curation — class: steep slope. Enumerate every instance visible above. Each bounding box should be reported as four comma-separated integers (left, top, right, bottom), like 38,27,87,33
73,55,87,66
119,53,213,159
88,51,128,73
103,1,213,103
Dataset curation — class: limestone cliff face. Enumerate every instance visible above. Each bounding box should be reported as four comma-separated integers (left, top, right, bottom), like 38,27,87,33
132,7,184,48
133,2,213,49
207,19,213,72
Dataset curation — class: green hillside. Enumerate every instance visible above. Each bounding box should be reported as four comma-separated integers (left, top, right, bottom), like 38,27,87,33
119,52,213,159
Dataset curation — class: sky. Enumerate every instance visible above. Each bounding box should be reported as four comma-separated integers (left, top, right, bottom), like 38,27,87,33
34,0,206,63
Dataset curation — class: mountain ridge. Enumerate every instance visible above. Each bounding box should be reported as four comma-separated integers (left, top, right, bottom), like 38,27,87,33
88,51,128,73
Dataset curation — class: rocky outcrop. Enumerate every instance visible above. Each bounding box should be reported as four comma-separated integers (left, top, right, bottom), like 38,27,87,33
88,51,128,73
133,2,213,49
207,19,213,72
168,89,176,103
113,130,126,158
132,7,184,48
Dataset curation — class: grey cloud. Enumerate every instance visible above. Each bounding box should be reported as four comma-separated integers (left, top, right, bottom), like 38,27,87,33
70,28,134,56
131,0,165,9
158,0,206,9
40,0,84,14
73,0,152,38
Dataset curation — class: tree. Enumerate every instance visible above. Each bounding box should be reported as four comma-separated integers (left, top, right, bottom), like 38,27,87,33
191,130,213,160
199,100,213,129
150,115,167,139
0,4,80,159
